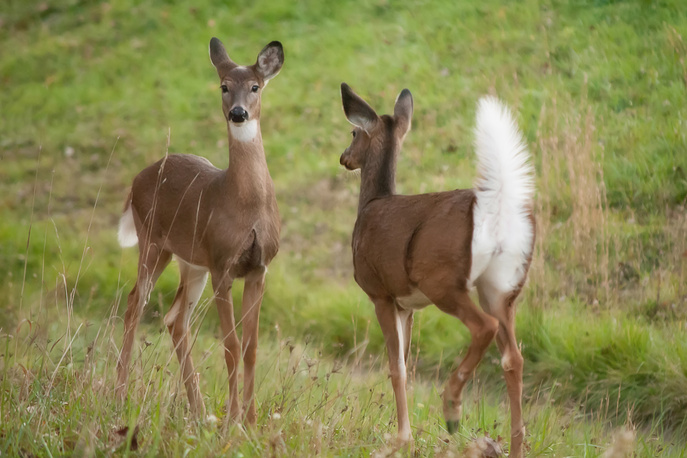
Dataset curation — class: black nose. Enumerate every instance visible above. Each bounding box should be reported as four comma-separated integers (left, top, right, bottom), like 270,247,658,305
340,154,353,170
229,106,248,123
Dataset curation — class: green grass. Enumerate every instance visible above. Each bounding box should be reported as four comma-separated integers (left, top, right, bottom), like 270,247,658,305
1,0,687,455
2,314,684,456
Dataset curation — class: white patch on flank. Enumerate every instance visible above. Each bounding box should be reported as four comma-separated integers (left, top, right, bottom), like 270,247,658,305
117,205,138,247
173,255,210,273
468,96,534,291
229,119,258,143
163,300,181,328
396,289,432,310
163,258,209,327
395,310,407,381
501,353,512,371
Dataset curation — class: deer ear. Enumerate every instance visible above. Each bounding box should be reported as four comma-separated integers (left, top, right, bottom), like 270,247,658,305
209,37,237,75
394,88,413,137
341,83,378,132
255,41,284,82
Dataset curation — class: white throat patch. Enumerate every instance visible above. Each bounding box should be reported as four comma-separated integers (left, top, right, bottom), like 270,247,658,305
229,119,258,143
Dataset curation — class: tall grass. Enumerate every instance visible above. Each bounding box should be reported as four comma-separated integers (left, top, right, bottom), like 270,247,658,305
3,297,684,456
532,87,610,306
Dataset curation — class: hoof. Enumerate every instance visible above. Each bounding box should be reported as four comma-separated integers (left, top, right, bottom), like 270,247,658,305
446,419,460,434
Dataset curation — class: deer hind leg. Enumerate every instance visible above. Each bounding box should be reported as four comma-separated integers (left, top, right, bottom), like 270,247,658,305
164,259,208,417
374,297,413,443
240,267,266,426
476,279,525,458
116,244,172,401
212,272,241,422
428,288,499,434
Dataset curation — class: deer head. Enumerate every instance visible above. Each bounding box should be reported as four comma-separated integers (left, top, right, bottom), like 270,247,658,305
209,38,284,140
339,82,413,171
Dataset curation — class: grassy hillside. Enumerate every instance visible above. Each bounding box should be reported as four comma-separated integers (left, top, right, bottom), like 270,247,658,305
1,0,686,455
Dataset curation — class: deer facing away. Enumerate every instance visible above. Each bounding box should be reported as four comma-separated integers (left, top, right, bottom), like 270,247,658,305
339,83,534,458
115,38,283,424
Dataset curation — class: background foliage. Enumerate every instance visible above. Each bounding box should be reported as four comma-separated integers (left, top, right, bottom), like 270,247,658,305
1,0,686,455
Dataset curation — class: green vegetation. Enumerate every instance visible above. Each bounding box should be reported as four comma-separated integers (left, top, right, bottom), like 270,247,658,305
1,0,686,455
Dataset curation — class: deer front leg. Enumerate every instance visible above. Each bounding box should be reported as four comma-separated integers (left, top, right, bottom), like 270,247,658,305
212,273,241,422
240,267,266,425
374,297,412,443
399,308,414,366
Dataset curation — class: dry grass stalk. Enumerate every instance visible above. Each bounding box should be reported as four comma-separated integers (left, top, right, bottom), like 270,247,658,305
601,428,635,458
531,87,610,305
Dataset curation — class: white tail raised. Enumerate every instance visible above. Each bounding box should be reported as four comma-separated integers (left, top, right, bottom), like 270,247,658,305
469,96,535,290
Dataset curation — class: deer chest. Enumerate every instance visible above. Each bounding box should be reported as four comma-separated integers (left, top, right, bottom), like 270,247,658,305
231,222,279,278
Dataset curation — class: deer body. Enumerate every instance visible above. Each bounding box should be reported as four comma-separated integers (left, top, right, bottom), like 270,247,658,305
339,83,533,457
126,152,279,274
352,190,476,304
115,38,284,424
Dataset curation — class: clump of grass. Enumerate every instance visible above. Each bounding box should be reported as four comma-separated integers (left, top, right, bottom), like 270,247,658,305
520,302,687,440
601,428,635,458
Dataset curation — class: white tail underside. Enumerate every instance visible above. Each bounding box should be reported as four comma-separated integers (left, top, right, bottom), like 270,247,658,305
469,96,534,291
118,204,138,248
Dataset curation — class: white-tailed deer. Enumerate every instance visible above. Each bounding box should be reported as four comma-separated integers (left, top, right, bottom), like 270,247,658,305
115,38,283,424
339,83,534,457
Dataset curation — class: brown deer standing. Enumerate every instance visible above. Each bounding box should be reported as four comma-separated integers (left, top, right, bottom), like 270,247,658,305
339,83,534,457
115,38,283,424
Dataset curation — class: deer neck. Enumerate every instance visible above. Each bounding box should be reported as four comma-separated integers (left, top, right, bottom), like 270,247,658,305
225,120,272,205
358,140,398,213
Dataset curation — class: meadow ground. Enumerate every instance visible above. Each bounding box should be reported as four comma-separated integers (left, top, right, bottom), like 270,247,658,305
1,0,686,455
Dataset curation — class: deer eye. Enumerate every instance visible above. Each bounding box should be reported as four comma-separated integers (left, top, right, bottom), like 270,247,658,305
220,85,228,94
251,85,259,93
351,131,357,138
